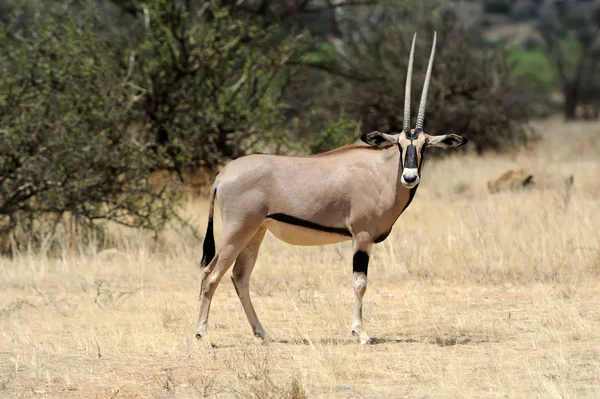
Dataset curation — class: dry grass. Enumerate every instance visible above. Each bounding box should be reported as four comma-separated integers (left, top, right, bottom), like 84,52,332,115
1,117,600,398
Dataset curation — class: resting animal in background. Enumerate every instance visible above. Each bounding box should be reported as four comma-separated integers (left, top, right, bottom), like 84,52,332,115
195,33,468,344
487,168,534,194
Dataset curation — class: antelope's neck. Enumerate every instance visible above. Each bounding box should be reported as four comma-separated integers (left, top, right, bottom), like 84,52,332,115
381,146,420,222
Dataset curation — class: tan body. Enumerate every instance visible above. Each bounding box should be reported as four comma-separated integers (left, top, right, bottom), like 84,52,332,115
195,32,468,344
219,147,413,246
196,145,419,344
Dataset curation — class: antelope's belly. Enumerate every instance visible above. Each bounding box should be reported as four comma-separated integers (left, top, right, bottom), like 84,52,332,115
263,219,351,246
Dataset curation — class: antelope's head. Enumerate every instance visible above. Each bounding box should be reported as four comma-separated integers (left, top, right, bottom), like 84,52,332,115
361,33,468,189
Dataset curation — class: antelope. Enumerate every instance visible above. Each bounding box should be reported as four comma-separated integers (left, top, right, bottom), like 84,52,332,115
195,32,468,344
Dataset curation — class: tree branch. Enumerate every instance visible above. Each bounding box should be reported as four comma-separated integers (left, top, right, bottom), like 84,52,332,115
573,27,600,91
539,26,568,83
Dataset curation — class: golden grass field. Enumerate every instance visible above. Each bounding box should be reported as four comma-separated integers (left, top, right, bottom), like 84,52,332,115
1,117,599,398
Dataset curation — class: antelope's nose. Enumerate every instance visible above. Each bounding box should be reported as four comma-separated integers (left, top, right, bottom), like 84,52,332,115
403,174,417,184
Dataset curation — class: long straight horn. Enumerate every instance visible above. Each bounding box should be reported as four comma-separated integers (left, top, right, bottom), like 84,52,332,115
403,33,417,134
415,31,437,133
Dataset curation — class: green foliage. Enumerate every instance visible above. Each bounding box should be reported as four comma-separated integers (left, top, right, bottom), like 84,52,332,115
129,0,302,172
0,0,551,252
564,11,587,31
301,42,336,64
508,48,557,91
278,2,536,154
0,14,183,251
0,0,301,252
557,35,585,65
337,16,532,153
537,4,600,119
308,114,360,154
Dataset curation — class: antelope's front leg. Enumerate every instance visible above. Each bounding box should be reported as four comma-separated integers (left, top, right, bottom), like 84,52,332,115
351,232,373,344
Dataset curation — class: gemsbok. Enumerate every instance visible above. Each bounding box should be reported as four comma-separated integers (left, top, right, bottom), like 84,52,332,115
195,32,468,344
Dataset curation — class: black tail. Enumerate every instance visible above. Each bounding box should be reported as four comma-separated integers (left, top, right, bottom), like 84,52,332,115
200,184,217,268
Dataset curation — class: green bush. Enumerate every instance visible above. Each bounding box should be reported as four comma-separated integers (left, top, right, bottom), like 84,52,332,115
129,0,302,172
308,114,360,154
0,14,182,252
0,0,301,253
508,48,557,91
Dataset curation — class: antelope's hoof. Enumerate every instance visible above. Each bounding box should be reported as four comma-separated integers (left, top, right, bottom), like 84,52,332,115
352,330,373,345
254,330,270,344
195,325,207,340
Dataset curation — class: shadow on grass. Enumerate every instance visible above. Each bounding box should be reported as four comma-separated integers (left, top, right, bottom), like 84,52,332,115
273,336,420,346
432,336,493,346
199,335,492,348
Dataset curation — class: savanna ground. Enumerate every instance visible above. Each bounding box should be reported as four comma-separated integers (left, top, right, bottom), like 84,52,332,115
1,117,600,398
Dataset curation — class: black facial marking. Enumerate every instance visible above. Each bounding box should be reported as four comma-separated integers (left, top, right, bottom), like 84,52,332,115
418,143,426,170
353,250,370,275
405,144,418,169
398,142,403,158
267,213,352,237
374,230,391,244
406,127,421,141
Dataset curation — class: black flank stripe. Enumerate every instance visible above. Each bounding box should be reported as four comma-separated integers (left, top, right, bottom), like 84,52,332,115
267,213,352,237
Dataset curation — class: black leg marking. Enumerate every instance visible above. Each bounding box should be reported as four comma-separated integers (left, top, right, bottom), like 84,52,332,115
353,250,370,275
267,213,352,237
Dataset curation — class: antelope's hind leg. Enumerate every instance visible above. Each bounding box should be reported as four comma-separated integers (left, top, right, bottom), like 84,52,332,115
351,232,373,345
230,226,268,341
195,225,261,340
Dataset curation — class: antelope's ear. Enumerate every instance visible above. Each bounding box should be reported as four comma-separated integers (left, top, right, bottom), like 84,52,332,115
361,131,397,149
426,133,468,149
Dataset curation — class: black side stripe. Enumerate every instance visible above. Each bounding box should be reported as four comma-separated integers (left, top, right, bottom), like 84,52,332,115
267,213,352,237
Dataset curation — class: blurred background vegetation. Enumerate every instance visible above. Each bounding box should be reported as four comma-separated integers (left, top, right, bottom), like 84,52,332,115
1,0,599,253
